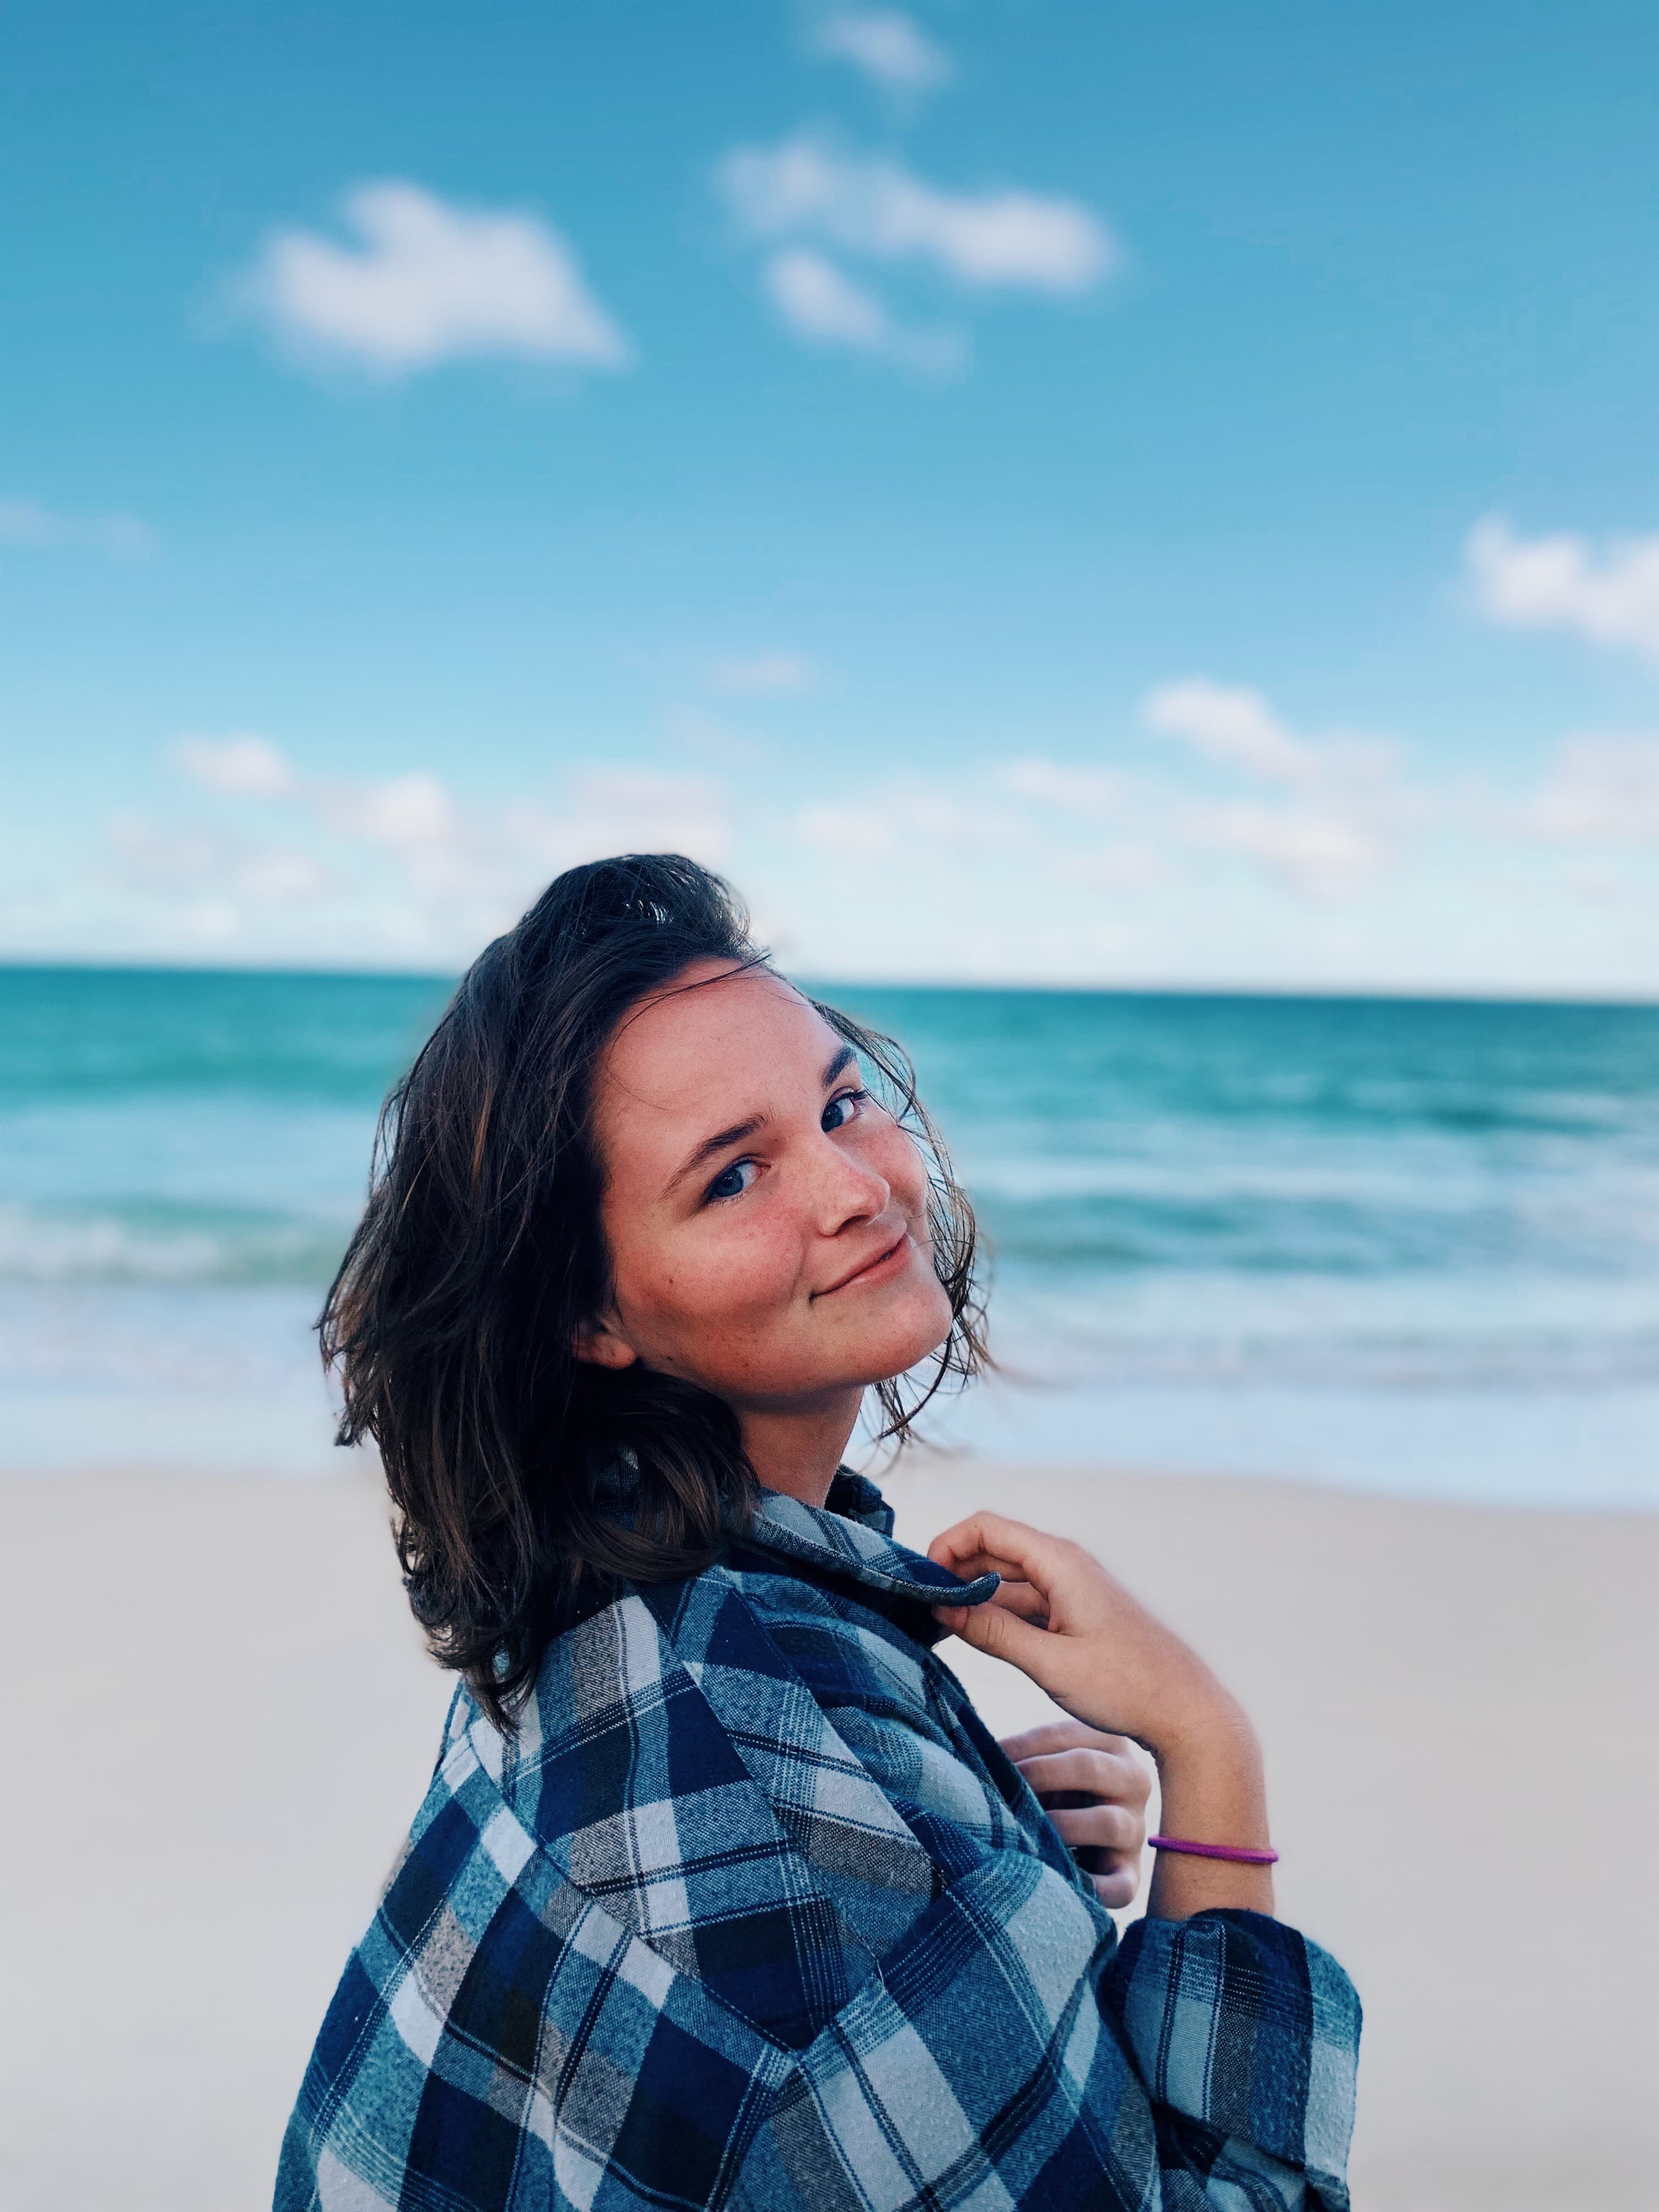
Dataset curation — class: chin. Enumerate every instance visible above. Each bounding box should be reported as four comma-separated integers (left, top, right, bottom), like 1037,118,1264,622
858,1280,956,1386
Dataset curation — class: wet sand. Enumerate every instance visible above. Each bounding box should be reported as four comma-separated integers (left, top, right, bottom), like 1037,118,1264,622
2,1462,1654,2210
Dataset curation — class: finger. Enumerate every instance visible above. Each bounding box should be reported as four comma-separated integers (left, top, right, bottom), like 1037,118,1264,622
1001,1721,1137,1764
1012,1748,1151,1809
931,1595,1056,1677
934,1549,1041,1584
1013,1747,1142,1801
1090,1864,1141,1911
1044,1803,1143,1854
928,1514,1063,1593
986,1581,1049,1624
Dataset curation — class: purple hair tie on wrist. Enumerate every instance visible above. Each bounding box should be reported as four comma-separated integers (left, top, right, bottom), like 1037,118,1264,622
1148,1835,1279,1865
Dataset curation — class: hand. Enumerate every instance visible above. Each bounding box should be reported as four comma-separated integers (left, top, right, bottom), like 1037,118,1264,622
932,1511,1274,1921
1000,1720,1150,1910
929,1510,1226,1754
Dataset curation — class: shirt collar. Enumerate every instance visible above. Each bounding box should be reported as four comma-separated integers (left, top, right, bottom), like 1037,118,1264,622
742,1471,1001,1614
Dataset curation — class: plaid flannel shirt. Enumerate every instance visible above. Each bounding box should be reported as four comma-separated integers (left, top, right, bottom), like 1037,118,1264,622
278,1474,1360,2210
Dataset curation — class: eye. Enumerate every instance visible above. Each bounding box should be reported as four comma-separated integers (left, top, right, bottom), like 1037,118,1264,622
704,1156,759,1204
822,1087,868,1133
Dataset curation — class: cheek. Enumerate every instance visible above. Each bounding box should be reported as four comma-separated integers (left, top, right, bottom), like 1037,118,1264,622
900,1252,956,1355
865,1120,933,1213
607,1209,803,1352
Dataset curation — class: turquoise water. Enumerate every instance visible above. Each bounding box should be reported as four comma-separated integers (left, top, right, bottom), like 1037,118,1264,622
3,967,1656,1504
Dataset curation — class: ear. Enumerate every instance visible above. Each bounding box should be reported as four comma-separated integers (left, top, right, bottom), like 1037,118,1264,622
572,1313,640,1371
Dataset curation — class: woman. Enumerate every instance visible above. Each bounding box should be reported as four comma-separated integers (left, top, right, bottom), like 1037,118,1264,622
278,854,1359,2211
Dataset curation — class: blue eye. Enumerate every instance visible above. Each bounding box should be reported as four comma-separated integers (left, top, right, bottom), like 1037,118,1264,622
822,1087,868,1132
705,1157,759,1203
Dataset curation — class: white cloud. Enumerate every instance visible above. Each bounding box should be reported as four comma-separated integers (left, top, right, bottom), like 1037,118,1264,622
765,247,889,348
1465,516,1659,662
761,248,962,370
35,714,1659,989
1189,804,1385,901
107,816,329,906
797,778,1029,861
1144,678,1420,900
514,771,731,877
812,12,953,92
709,650,818,697
781,764,1165,983
0,499,156,557
718,138,1116,292
238,180,632,376
313,762,727,905
235,848,332,900
802,729,1396,908
1060,843,1169,892
108,819,236,896
1143,679,1317,781
317,770,473,896
991,758,1127,816
147,736,729,953
170,733,297,798
1521,737,1659,844
792,726,1414,911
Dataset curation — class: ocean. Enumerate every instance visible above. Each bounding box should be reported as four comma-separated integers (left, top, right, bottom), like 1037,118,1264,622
3,967,1655,1506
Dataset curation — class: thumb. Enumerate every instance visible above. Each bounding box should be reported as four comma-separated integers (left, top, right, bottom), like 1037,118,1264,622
934,1598,1054,1678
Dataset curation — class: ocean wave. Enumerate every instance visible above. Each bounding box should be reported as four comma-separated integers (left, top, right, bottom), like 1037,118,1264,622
0,969,449,1105
0,1203,348,1286
981,1323,1659,1393
969,1187,1658,1277
3,977,1656,1436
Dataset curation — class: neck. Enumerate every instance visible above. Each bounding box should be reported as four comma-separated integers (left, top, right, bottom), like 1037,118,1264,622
737,1387,865,1509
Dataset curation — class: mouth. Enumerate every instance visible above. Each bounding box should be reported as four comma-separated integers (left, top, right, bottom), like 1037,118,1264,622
817,1228,910,1297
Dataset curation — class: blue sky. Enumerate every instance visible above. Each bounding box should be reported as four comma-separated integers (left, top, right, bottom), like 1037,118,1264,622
5,0,1659,989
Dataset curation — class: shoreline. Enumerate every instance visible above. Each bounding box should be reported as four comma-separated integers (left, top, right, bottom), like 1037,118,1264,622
9,1381,1659,1509
9,956,1659,1006
2,1462,1654,2210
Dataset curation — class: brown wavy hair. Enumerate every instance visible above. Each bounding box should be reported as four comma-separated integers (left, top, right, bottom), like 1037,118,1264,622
320,853,986,1727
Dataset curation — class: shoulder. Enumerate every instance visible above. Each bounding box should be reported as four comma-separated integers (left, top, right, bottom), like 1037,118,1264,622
278,1590,795,2209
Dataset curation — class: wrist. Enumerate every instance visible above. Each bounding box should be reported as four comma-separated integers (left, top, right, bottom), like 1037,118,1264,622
1144,1681,1259,1773
1151,1700,1271,1858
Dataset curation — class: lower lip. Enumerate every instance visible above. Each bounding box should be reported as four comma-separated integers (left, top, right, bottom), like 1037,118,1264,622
830,1236,911,1294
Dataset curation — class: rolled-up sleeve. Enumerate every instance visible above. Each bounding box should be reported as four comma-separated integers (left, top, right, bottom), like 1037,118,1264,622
1104,1909,1361,2209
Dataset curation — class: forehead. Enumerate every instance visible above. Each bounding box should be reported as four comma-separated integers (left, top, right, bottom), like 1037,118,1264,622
594,961,836,1148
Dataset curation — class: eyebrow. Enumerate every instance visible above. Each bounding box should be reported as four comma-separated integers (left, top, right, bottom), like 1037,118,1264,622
665,1043,859,1197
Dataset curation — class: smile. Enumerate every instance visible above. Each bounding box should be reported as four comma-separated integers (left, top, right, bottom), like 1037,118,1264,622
818,1231,911,1297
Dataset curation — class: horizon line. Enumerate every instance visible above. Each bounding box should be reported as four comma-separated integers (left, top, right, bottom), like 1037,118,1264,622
2,956,1656,1012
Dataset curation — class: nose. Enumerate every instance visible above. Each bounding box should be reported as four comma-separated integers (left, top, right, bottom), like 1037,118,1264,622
809,1126,890,1237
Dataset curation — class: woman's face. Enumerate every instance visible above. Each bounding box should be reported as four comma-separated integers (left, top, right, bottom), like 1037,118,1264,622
580,960,954,1418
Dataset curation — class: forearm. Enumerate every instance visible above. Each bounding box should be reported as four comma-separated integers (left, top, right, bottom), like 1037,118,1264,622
1144,1697,1274,1920
927,1512,1355,2196
926,1512,1278,1922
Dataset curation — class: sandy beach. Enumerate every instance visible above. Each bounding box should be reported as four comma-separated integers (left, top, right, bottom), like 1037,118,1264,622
2,1461,1654,2212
